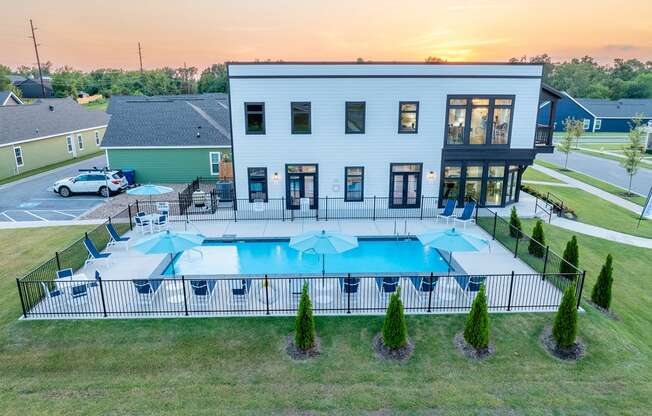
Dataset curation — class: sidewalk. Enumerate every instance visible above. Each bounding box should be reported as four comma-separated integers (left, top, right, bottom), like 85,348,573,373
531,164,643,215
550,217,652,249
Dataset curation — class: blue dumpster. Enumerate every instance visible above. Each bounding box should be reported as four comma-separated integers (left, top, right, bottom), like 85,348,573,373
122,169,135,185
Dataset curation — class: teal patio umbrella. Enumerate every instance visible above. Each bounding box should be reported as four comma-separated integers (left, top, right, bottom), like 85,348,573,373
132,230,205,275
127,184,174,203
416,227,490,273
289,229,358,275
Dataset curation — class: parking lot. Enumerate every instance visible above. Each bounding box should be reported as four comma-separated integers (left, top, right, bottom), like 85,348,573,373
0,156,109,223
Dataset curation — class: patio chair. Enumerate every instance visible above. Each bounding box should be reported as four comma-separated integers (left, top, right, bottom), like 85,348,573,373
156,202,170,216
87,270,101,288
106,223,130,249
132,279,162,305
41,281,62,299
56,268,74,280
253,198,266,213
454,275,486,299
231,279,252,304
134,216,151,234
339,277,360,304
410,276,438,296
375,276,399,297
153,214,169,232
68,283,89,305
436,199,457,224
83,238,112,268
190,279,217,302
453,201,477,229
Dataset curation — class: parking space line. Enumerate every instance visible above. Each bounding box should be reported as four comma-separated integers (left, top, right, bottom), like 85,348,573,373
1,211,16,222
25,211,49,221
52,210,78,218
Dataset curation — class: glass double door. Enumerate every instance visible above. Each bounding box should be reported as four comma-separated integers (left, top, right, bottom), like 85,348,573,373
390,164,422,208
286,165,318,210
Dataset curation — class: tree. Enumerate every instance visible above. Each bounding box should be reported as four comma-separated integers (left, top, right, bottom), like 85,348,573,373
620,116,646,195
560,236,580,277
463,284,490,350
528,220,546,258
382,288,408,350
552,283,578,349
294,283,316,351
509,206,523,238
197,64,228,93
557,118,577,168
591,254,614,310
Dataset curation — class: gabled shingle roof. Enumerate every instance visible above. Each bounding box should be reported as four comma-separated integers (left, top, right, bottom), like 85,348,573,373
0,91,23,106
0,97,109,146
575,97,652,118
101,94,231,148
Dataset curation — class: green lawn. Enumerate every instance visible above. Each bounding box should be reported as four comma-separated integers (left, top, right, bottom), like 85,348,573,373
0,151,104,186
82,99,108,112
522,167,563,183
1,225,651,414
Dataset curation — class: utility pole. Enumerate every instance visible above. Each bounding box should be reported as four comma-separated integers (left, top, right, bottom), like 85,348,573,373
138,42,144,75
183,62,189,94
29,19,46,98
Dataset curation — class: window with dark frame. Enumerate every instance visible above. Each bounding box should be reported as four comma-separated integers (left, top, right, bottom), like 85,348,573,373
442,165,462,202
291,102,311,134
247,167,268,202
344,167,364,201
345,102,365,133
485,164,506,206
464,165,484,203
245,102,265,134
446,96,514,145
398,102,418,133
14,147,23,167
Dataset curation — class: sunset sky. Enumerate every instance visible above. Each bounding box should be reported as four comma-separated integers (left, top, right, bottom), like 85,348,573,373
2,0,651,71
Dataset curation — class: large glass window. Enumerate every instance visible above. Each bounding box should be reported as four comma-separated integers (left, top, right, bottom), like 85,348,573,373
485,164,505,206
245,103,265,134
66,136,73,153
291,102,311,134
446,96,514,146
491,99,512,144
442,165,461,202
77,134,84,151
446,100,466,144
247,167,268,202
345,102,365,134
344,167,364,201
464,165,483,202
469,99,489,145
398,102,418,133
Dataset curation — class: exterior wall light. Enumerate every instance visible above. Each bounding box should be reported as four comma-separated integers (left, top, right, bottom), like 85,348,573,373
427,171,436,182
272,172,280,183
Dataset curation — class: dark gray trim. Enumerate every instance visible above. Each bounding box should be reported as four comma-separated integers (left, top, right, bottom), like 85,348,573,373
227,61,545,66
398,101,419,134
226,66,238,207
244,102,265,135
344,166,364,202
247,167,268,203
229,75,541,80
444,95,515,147
443,147,537,163
291,101,311,134
388,163,423,208
285,164,319,210
345,101,366,134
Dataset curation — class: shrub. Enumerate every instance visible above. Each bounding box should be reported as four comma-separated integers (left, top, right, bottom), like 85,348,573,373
464,284,490,350
294,282,316,351
528,220,546,258
552,283,578,349
382,288,408,350
591,254,614,310
509,206,523,238
560,236,579,277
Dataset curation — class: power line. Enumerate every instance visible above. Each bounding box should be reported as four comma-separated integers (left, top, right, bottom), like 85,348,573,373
28,19,46,98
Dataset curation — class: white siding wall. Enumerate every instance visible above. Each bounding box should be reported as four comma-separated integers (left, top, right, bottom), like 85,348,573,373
229,64,542,201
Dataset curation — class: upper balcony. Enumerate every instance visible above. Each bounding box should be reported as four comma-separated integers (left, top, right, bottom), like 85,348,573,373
534,83,563,153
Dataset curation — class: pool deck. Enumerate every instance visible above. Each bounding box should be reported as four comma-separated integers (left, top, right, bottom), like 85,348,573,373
24,218,570,319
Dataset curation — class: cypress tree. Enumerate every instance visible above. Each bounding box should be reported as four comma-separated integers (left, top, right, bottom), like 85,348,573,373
552,283,578,349
591,254,614,310
560,236,579,277
509,206,523,238
382,288,408,350
463,284,490,350
294,282,316,351
528,220,546,258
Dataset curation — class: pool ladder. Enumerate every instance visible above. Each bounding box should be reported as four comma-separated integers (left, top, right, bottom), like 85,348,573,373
393,219,409,241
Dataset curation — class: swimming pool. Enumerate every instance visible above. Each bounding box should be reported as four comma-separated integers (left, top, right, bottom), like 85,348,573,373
163,239,451,276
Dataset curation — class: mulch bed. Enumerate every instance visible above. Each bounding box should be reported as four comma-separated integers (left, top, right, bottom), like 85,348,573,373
285,335,321,361
372,333,414,362
539,326,585,362
586,300,619,321
453,331,495,360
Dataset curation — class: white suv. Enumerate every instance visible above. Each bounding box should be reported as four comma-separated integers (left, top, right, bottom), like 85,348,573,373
53,170,128,198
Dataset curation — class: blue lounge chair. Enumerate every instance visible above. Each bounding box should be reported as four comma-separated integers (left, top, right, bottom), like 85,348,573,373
56,268,74,280
375,277,399,296
453,201,476,229
132,279,162,305
190,279,217,301
106,223,130,249
436,199,457,224
69,283,89,305
83,238,111,267
88,270,101,288
454,275,486,296
231,279,252,304
410,276,438,294
339,277,360,294
41,282,62,299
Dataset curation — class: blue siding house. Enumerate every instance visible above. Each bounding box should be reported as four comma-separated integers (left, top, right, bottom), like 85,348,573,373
540,92,652,132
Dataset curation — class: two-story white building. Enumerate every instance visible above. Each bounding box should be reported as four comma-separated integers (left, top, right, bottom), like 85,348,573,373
226,62,559,213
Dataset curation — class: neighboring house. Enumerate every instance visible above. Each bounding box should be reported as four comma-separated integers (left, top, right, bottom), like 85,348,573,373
227,62,558,209
101,94,232,183
541,92,652,132
0,91,23,106
0,98,109,180
11,76,55,99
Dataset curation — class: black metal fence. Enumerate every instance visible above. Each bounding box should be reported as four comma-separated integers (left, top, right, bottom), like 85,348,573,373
17,271,581,319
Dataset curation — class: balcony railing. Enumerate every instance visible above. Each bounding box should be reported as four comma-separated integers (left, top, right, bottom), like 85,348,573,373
535,124,553,147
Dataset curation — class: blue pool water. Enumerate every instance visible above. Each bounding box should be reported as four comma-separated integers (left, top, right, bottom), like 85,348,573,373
163,239,450,276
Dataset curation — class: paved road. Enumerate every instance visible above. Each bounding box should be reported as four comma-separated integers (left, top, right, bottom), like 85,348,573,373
0,156,109,222
538,151,652,196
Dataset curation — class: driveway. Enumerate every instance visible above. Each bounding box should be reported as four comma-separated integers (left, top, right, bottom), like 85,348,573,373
0,155,109,222
537,151,652,196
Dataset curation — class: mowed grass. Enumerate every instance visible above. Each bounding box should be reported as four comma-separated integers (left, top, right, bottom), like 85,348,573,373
82,99,108,112
1,226,651,414
522,167,563,183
